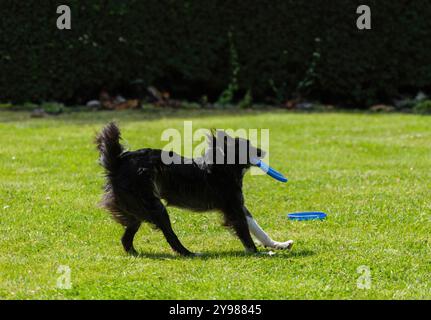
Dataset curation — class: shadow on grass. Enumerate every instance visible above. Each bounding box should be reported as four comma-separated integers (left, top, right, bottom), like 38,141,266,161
134,248,315,260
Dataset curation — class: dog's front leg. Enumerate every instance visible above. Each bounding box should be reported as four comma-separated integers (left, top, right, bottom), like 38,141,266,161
244,207,293,250
223,208,257,253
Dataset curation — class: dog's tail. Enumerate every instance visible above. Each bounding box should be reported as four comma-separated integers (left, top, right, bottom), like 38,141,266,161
95,122,124,174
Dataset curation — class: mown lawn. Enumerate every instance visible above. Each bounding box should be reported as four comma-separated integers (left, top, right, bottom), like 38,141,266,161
0,109,430,299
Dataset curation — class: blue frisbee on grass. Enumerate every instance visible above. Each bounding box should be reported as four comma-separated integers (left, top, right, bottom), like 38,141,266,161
288,212,327,221
251,159,324,220
252,158,288,183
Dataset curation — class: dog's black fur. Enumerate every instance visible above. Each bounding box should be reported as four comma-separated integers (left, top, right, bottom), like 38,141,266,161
96,122,266,256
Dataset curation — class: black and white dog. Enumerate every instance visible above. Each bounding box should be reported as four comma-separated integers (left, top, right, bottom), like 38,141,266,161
96,122,293,256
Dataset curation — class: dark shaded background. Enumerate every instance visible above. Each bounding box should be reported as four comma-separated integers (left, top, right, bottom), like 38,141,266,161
0,0,430,106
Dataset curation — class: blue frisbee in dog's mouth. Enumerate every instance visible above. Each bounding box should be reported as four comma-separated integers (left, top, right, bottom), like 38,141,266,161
251,158,288,183
287,212,327,221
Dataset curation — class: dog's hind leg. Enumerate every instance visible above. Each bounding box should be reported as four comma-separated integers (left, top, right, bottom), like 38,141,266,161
102,196,141,255
147,200,193,256
121,221,141,256
223,208,257,253
233,217,258,253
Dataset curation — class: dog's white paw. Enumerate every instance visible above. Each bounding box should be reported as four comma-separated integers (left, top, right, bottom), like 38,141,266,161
265,250,277,256
256,250,277,256
272,240,294,250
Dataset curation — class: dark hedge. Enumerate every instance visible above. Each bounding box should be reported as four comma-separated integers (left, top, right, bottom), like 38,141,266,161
1,0,430,106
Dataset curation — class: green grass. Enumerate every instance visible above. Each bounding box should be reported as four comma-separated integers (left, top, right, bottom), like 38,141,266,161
0,109,430,299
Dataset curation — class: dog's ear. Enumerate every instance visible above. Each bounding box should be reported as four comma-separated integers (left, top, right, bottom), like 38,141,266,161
206,128,217,146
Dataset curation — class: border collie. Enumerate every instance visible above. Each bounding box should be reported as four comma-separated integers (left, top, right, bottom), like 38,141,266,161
96,122,293,256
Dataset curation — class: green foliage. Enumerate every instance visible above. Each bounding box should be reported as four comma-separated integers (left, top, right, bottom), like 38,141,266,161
238,90,253,109
217,32,240,106
0,103,13,110
268,79,289,105
413,100,431,114
0,1,430,106
297,38,321,96
21,102,39,111
40,102,65,114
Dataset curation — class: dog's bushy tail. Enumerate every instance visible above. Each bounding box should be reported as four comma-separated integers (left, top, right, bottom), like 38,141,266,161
95,122,124,174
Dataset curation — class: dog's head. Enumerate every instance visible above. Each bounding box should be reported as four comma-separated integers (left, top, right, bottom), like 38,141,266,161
205,130,266,167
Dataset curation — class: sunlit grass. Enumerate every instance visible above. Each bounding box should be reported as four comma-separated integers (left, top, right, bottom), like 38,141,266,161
0,109,430,299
